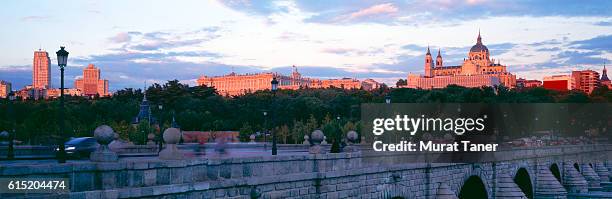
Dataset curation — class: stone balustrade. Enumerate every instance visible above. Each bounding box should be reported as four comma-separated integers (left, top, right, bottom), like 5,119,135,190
0,144,610,198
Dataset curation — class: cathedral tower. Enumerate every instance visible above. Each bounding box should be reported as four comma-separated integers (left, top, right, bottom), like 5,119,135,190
425,46,433,77
436,48,443,67
602,64,609,81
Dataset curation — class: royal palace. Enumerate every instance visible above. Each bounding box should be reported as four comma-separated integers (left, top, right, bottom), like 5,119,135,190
197,66,382,96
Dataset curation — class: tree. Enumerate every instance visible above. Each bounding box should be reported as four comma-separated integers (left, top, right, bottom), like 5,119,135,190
291,120,306,144
132,121,151,145
239,122,254,142
4,79,612,145
396,79,407,87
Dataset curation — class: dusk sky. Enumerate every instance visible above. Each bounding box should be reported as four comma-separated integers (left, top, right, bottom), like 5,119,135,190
1,0,611,90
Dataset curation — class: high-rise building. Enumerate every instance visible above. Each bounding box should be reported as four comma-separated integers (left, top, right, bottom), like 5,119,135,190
32,49,51,89
74,64,109,96
405,32,516,89
571,70,599,94
0,80,11,98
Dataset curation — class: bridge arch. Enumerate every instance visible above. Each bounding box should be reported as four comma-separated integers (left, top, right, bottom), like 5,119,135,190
550,163,562,183
459,175,488,199
514,168,533,199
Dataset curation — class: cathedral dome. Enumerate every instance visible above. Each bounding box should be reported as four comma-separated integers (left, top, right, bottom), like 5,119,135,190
470,31,489,52
470,43,489,52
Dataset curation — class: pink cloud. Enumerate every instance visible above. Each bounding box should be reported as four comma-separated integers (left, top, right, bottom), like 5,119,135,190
344,3,399,21
108,32,131,43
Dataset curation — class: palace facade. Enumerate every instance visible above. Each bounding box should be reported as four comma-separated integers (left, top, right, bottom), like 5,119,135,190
197,66,380,96
406,32,516,89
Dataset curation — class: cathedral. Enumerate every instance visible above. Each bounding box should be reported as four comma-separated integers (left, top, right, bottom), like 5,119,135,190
407,32,516,89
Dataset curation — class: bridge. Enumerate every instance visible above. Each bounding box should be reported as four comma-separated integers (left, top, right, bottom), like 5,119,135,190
1,142,611,199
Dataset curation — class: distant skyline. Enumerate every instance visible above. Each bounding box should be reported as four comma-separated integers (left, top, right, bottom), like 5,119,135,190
0,0,611,90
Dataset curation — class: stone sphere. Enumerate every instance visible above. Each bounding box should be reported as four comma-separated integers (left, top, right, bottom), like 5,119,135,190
147,133,155,140
163,128,181,144
310,130,324,144
303,135,309,140
346,131,358,143
94,125,115,145
249,134,256,140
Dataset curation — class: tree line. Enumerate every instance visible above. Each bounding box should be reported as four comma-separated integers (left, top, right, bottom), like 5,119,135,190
1,79,611,145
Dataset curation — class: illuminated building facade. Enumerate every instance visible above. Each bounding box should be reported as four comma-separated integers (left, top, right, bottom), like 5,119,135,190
0,80,11,98
74,64,110,96
15,85,44,100
571,70,600,94
322,78,361,89
543,75,572,91
362,78,383,90
543,69,602,94
406,32,516,89
516,78,542,88
33,50,51,89
197,66,378,96
45,88,82,98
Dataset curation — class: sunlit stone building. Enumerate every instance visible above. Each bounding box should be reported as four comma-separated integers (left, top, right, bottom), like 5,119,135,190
197,66,379,96
406,32,516,89
46,88,82,98
516,78,542,88
0,80,11,98
74,64,110,97
32,49,51,89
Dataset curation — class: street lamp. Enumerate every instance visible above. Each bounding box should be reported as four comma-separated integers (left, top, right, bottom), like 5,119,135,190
6,94,15,160
555,120,560,142
263,111,268,150
385,94,391,104
271,77,278,155
158,104,163,153
56,46,69,163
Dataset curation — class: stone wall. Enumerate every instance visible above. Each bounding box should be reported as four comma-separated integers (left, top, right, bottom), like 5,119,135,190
0,145,610,199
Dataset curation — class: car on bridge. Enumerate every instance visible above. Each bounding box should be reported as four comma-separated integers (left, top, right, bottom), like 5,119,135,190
56,137,99,159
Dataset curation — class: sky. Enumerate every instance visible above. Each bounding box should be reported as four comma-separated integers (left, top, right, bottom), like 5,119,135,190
0,0,611,91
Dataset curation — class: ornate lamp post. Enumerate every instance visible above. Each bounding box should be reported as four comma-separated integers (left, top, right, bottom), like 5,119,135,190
56,46,69,163
158,104,164,153
271,77,278,155
6,94,15,160
263,111,268,150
